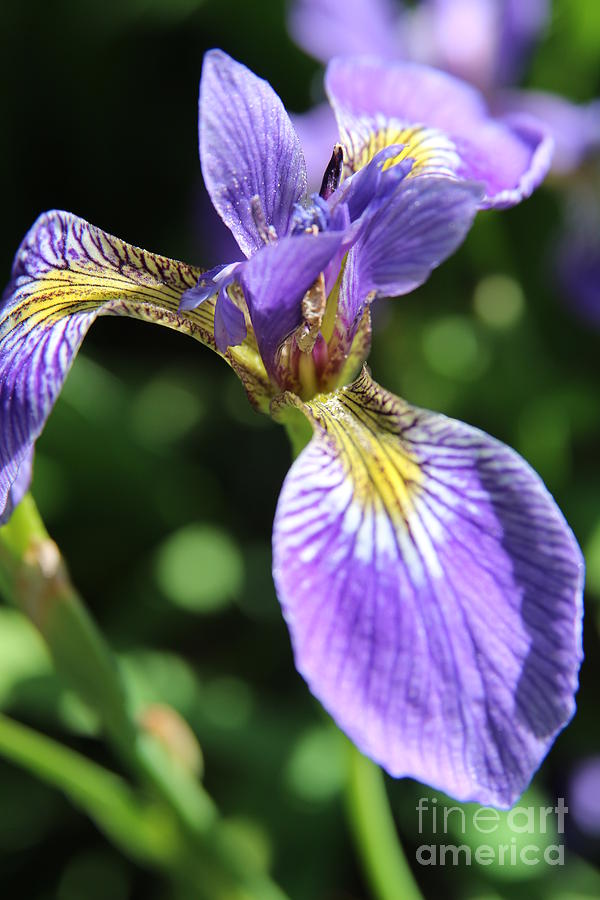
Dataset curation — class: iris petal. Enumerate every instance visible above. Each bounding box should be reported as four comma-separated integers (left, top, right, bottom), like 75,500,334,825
200,50,308,257
336,176,482,349
272,367,584,807
326,57,553,208
1,448,34,526
494,91,600,176
0,210,271,519
351,175,482,299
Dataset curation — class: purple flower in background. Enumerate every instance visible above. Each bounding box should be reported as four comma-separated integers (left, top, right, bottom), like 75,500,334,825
569,757,600,836
289,0,600,186
555,182,600,325
0,50,583,808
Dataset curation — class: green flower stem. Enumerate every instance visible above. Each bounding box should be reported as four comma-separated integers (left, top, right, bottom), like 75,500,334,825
0,711,179,866
346,744,423,900
283,421,423,900
0,494,290,900
0,496,213,829
0,712,287,900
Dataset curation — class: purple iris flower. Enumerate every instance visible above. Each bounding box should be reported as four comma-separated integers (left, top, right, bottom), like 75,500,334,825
289,0,600,187
555,184,600,325
0,50,583,808
569,756,600,836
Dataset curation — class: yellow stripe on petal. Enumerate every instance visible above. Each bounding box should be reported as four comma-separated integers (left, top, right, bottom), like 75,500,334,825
273,366,424,530
3,211,272,409
339,115,461,179
272,365,583,807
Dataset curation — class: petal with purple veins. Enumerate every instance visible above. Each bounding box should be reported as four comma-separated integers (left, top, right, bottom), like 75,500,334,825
272,367,584,807
0,210,271,521
200,50,307,258
326,57,553,208
0,448,34,525
337,175,482,340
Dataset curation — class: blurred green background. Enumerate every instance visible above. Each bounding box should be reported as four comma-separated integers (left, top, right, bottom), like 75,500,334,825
1,1,600,898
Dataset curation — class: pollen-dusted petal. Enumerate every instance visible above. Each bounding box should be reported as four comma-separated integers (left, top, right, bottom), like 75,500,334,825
325,57,553,208
200,50,307,258
0,211,271,520
272,368,584,807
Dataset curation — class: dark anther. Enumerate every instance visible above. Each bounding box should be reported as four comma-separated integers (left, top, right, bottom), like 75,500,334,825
319,144,344,200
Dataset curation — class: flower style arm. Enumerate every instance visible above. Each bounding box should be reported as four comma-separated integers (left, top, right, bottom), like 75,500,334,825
272,367,584,807
333,175,482,356
0,210,271,522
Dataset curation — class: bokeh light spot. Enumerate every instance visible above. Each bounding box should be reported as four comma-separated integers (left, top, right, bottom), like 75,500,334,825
202,676,254,729
131,376,205,448
285,726,346,802
422,315,490,381
155,523,244,612
473,274,525,328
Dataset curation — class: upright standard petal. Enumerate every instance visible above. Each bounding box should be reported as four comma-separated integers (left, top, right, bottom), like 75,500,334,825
326,57,553,208
0,211,271,520
200,50,307,258
272,368,584,807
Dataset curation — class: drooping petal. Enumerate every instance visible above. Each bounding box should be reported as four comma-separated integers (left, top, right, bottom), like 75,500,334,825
0,210,272,520
272,368,584,807
288,0,402,65
325,57,553,208
0,448,34,526
494,91,600,176
240,231,343,370
337,176,482,339
200,50,307,258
